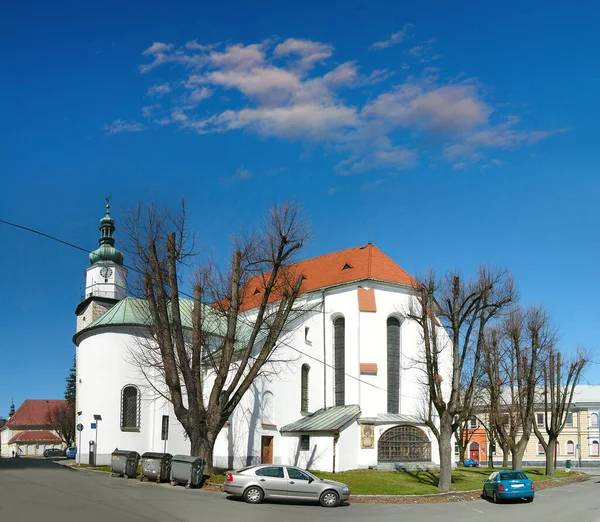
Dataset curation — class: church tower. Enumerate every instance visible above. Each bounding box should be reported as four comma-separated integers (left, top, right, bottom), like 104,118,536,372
75,202,128,332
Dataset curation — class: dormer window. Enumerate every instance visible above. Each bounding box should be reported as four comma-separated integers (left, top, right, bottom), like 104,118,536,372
342,263,352,271
253,288,261,295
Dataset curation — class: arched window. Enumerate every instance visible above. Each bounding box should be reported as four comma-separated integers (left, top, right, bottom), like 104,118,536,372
301,364,310,412
121,385,140,430
387,317,401,414
590,413,598,428
377,425,431,463
591,441,599,457
262,391,274,425
566,440,574,455
334,317,345,406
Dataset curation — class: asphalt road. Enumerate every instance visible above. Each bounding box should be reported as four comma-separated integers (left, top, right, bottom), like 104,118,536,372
1,457,600,522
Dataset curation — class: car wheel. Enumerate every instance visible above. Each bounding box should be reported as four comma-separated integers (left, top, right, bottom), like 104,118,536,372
320,490,340,508
481,488,487,499
526,497,534,503
124,474,129,480
244,486,264,504
492,491,500,504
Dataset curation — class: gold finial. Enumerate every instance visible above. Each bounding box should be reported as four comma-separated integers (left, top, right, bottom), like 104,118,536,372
105,194,112,213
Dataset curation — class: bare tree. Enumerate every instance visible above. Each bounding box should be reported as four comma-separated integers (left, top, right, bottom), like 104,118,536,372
486,306,556,470
123,200,310,471
533,348,588,476
408,266,515,492
47,403,75,446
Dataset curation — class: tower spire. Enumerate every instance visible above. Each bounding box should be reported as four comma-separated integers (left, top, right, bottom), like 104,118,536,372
9,399,15,418
89,199,124,266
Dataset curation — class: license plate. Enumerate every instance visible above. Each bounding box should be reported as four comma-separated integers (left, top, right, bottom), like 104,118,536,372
512,484,524,488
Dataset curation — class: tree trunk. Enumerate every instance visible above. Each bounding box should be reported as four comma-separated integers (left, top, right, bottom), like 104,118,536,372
190,430,216,473
545,438,556,477
438,420,453,492
511,446,525,470
501,442,509,467
488,440,494,468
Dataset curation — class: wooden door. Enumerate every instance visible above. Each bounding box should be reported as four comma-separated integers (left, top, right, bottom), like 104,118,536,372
261,436,273,464
469,442,480,461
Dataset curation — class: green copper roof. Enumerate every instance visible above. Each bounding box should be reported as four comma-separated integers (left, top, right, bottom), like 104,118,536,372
74,296,274,349
280,404,361,434
89,204,124,266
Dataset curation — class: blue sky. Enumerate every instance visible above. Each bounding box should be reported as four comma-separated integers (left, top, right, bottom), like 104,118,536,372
1,0,599,414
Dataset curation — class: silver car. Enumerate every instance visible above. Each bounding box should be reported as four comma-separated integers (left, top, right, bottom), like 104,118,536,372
223,464,350,507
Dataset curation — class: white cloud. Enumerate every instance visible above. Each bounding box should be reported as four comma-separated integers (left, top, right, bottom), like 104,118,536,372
141,104,160,118
370,24,413,50
143,42,174,56
273,38,333,72
147,83,171,96
103,120,145,135
220,166,254,184
129,34,562,173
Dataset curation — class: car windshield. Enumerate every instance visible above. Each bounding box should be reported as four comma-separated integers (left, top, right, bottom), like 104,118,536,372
499,472,527,481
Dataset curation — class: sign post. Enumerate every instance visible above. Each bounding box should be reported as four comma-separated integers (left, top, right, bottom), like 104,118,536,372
76,423,83,465
161,415,169,453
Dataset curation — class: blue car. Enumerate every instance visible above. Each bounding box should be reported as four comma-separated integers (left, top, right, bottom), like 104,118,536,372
66,447,77,459
463,458,479,467
482,470,535,503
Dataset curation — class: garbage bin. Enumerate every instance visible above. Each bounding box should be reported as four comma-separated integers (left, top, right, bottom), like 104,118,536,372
140,452,172,483
170,455,206,489
110,449,140,478
566,459,571,472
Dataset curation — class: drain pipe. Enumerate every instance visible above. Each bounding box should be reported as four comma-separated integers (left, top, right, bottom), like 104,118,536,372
332,433,339,473
322,290,327,410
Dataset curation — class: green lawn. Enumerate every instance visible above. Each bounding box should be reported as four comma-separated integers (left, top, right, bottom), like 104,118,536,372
72,463,571,496
310,467,572,496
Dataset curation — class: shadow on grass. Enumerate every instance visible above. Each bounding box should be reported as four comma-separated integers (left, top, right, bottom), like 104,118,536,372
398,468,440,487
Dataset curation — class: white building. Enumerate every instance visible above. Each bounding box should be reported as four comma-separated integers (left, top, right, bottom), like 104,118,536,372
74,206,451,470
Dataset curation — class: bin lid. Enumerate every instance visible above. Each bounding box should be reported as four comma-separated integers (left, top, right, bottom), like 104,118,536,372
111,449,140,458
141,452,173,459
171,454,206,464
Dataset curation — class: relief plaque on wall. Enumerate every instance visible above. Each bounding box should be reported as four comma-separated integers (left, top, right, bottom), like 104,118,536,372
361,424,375,449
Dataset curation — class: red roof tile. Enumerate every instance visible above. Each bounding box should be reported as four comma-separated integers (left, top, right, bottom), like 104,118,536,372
360,363,378,374
8,430,62,444
7,400,67,428
238,244,417,311
357,287,377,312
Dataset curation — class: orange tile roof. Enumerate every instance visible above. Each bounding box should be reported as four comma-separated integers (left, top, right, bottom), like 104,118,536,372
360,363,378,374
239,244,417,311
8,430,62,444
7,400,66,428
358,287,377,312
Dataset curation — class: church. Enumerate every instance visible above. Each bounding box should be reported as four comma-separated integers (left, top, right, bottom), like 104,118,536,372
74,206,450,470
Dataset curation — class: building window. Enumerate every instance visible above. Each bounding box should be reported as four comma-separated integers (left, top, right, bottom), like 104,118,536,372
301,364,310,412
387,317,401,414
121,385,140,431
537,443,545,455
377,425,431,463
454,443,460,455
590,413,598,428
591,441,599,457
470,416,477,429
536,413,544,427
304,326,310,342
566,440,574,455
334,317,345,406
300,435,310,451
565,412,573,427
262,392,274,425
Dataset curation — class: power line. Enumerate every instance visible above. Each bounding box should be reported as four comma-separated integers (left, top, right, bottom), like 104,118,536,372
1,217,425,403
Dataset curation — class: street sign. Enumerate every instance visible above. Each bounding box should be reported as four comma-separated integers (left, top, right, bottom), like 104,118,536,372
77,423,84,432
161,415,169,441
91,423,97,429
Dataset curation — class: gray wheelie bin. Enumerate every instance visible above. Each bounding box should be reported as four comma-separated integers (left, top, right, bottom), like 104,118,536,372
140,452,172,483
170,455,206,489
110,449,140,478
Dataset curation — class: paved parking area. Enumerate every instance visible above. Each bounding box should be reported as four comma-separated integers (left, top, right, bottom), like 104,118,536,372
1,457,599,522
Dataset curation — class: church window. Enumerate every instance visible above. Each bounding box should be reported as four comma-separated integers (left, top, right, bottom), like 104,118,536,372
262,391,274,425
334,317,345,406
300,435,310,451
387,317,401,414
301,364,310,412
120,385,140,431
